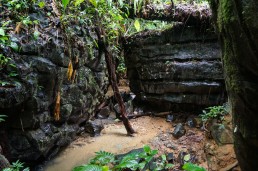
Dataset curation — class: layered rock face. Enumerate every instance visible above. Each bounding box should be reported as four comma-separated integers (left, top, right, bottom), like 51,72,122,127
125,24,225,111
0,3,108,163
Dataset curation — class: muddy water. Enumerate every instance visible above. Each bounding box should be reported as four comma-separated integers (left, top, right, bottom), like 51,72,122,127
44,117,172,171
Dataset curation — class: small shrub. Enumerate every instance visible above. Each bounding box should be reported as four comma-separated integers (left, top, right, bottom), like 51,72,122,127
3,160,29,171
73,145,207,171
200,105,227,123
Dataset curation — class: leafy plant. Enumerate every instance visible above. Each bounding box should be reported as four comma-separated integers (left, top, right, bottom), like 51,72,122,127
38,1,45,8
73,145,207,171
182,162,206,171
62,0,70,9
73,145,174,171
200,105,227,122
4,0,30,12
3,160,29,171
90,151,115,166
0,54,11,67
154,154,174,171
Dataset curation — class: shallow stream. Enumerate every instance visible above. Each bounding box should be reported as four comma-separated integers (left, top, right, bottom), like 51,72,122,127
44,117,172,171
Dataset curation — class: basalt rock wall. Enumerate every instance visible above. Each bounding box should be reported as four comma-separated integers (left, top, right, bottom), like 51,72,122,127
125,24,225,111
0,1,108,164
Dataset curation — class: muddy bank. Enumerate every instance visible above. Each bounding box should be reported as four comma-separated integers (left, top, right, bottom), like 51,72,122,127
43,113,239,171
43,116,172,171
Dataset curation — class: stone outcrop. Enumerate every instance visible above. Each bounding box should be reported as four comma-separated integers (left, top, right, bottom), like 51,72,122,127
0,2,108,164
209,0,258,170
125,24,225,111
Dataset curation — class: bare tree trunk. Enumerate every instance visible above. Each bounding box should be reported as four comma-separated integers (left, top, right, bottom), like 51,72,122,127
96,28,136,135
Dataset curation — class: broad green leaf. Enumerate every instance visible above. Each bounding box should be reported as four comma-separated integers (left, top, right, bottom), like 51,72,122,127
182,163,206,171
74,0,84,6
161,154,166,161
165,163,174,169
89,0,97,7
0,28,5,36
62,0,70,9
150,149,158,155
133,0,138,14
184,154,191,162
33,31,40,40
134,19,141,32
143,145,151,153
10,42,19,51
107,0,112,7
90,151,115,165
101,166,109,171
72,164,102,171
38,1,45,8
118,0,123,7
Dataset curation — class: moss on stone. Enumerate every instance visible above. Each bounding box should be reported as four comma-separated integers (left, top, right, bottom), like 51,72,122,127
222,39,241,93
217,0,235,32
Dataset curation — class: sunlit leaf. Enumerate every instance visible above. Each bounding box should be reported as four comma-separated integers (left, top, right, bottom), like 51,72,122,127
38,1,45,8
107,0,112,7
72,164,103,171
133,0,138,14
0,28,5,36
143,145,151,153
184,154,191,162
134,19,141,32
118,0,123,7
33,31,40,40
161,154,166,161
10,42,19,51
102,166,109,171
89,0,97,7
74,0,84,6
182,163,206,171
62,0,70,9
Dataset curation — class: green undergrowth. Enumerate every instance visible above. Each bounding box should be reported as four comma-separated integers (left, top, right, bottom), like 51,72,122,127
2,160,29,171
199,105,228,123
73,145,206,171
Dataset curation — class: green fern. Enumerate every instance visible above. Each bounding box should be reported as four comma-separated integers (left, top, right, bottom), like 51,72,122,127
72,164,106,171
90,151,115,166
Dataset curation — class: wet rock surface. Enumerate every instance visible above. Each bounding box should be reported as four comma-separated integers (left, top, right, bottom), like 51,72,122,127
0,1,108,164
125,24,225,111
172,123,186,138
85,120,104,137
210,123,234,145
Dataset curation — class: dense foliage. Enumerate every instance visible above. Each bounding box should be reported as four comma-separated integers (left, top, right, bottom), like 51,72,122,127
73,145,206,171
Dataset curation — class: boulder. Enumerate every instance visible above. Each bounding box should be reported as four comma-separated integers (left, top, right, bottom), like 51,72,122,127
210,124,234,145
125,24,225,111
172,123,186,138
85,120,104,137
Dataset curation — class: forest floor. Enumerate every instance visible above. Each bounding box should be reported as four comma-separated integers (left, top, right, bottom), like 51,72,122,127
44,81,240,171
